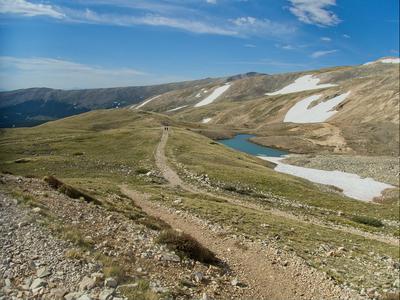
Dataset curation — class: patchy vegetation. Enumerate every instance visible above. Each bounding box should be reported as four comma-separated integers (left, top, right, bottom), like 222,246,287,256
351,215,384,227
43,175,101,205
156,229,219,265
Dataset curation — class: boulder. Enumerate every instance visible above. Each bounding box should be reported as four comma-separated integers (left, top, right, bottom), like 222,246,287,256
104,277,117,288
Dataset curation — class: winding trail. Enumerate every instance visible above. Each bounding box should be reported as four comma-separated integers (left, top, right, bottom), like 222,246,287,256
121,187,352,300
154,128,398,246
121,127,397,299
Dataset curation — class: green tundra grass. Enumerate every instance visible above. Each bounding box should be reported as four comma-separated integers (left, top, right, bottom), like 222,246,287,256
0,108,398,293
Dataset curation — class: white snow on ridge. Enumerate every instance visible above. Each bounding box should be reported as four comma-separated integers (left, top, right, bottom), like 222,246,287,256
258,156,393,202
135,95,161,109
167,105,188,112
381,58,400,63
194,83,231,107
364,57,400,65
266,74,337,96
284,92,350,123
201,117,212,123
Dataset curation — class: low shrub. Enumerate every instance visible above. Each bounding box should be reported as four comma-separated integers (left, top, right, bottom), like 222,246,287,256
135,167,150,175
351,215,384,227
223,184,252,196
156,229,218,265
119,279,158,300
43,175,63,189
138,216,171,231
43,175,101,205
382,292,400,300
103,265,127,283
14,158,30,163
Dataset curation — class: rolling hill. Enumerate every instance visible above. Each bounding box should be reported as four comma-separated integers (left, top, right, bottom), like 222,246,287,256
1,58,398,156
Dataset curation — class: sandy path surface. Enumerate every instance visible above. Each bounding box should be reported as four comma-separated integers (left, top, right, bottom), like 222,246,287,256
121,187,355,300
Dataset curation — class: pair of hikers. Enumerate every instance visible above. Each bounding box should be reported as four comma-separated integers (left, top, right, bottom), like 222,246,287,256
164,126,169,131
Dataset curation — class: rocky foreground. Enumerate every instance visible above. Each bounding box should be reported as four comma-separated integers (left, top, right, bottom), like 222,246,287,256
0,175,254,300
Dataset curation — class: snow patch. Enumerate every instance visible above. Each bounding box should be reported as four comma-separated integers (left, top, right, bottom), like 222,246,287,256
266,74,336,96
201,117,212,123
381,58,400,63
135,95,161,109
167,105,188,112
194,83,231,107
258,156,393,202
364,57,400,65
284,92,350,123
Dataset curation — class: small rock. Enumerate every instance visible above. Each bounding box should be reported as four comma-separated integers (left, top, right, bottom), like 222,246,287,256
36,266,52,278
393,278,400,288
202,293,212,300
32,207,41,213
30,278,46,290
231,278,239,286
194,272,204,283
104,277,118,288
77,295,92,300
91,272,104,285
64,292,81,300
173,198,182,205
161,253,181,263
50,288,68,300
79,276,96,291
4,278,11,287
99,289,114,300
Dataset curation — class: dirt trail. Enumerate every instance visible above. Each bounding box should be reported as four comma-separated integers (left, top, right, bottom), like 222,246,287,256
155,128,398,247
121,186,353,300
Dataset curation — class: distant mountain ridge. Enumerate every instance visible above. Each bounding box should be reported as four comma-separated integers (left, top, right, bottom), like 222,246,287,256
0,58,398,133
0,78,216,127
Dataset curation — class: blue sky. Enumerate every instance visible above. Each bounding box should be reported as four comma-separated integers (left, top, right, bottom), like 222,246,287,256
0,0,398,90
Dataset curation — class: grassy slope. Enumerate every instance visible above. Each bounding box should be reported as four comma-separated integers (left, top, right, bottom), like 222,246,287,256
0,109,164,196
0,108,398,292
166,127,399,222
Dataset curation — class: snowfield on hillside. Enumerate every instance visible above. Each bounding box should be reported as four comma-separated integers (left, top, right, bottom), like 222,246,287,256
258,156,393,202
364,57,400,65
284,92,351,123
135,95,161,109
266,74,337,96
201,117,212,123
167,105,188,112
194,83,231,107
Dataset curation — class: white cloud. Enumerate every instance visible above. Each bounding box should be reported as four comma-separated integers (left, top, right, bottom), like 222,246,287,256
67,9,238,36
206,0,217,4
342,34,351,38
288,0,340,27
282,44,295,50
0,0,64,18
0,56,161,90
0,1,295,38
310,49,338,58
321,36,331,42
230,16,295,37
244,43,256,48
